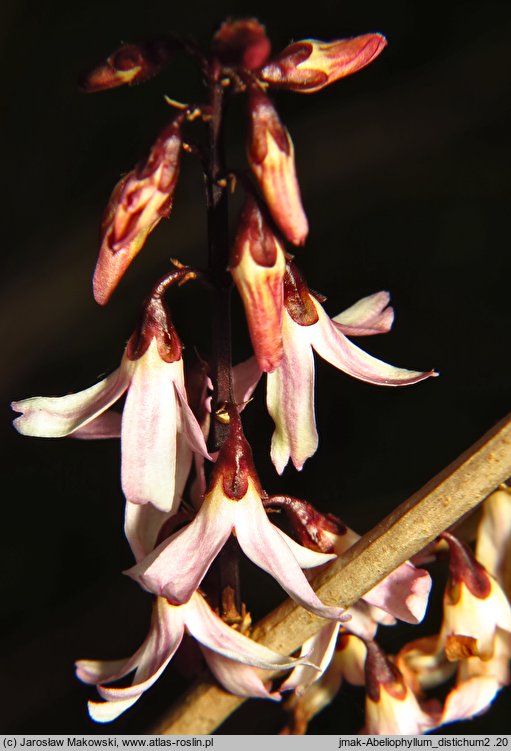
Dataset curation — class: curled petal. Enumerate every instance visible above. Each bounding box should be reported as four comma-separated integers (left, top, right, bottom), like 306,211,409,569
267,311,317,473
333,291,394,337
202,649,280,700
235,488,347,622
281,622,340,693
311,298,436,386
273,527,336,569
126,484,236,602
11,360,132,438
363,562,432,624
187,593,304,671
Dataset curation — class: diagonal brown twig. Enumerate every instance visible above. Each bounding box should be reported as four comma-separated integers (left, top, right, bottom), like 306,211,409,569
152,412,511,735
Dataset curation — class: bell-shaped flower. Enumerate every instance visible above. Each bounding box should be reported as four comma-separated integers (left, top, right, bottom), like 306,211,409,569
229,194,286,372
79,37,176,93
439,532,511,661
246,91,308,246
259,33,387,94
12,293,210,513
93,116,185,304
362,642,436,735
267,264,436,473
127,408,348,623
77,592,307,722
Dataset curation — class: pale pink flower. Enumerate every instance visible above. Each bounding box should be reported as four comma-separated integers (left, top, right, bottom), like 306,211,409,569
77,592,305,722
127,410,348,622
267,265,436,473
12,295,210,513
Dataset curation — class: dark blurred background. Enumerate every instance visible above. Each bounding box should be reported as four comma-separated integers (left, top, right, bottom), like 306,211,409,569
1,0,510,735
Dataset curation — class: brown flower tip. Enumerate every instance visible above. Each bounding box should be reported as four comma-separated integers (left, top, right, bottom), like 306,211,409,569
441,532,492,601
365,641,407,703
213,18,271,71
79,37,176,93
444,634,479,661
93,116,184,305
230,194,285,372
283,262,319,326
247,91,308,246
212,406,261,501
264,495,346,553
260,33,387,94
127,293,182,363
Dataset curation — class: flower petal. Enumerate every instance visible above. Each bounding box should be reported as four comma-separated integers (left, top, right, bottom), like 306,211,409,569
233,356,263,406
267,311,317,473
121,343,180,511
235,488,347,621
126,485,236,603
174,384,212,459
124,501,173,563
201,648,281,700
281,622,340,693
363,562,432,624
274,527,336,568
441,676,500,725
11,361,132,437
71,410,122,439
333,291,394,337
186,592,304,670
311,299,436,386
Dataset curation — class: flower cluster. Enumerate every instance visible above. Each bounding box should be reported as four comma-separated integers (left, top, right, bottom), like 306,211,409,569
11,17,509,734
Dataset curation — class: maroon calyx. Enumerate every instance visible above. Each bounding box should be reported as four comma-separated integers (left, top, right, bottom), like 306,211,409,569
231,192,280,268
213,19,271,71
211,405,262,500
365,641,407,703
247,90,291,165
264,495,346,553
127,293,182,364
283,262,320,325
440,531,491,600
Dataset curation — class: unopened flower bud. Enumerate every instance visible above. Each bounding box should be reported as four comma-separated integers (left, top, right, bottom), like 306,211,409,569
213,18,271,71
247,91,308,246
229,195,286,372
260,33,387,94
93,116,184,305
79,37,176,93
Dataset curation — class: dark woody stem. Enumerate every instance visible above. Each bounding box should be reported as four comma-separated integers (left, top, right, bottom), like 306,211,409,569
206,59,241,619
206,59,234,451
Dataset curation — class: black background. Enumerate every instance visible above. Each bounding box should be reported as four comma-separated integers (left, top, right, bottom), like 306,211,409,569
1,0,510,735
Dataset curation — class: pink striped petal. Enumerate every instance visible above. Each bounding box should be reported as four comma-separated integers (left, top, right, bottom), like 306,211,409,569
126,486,236,603
363,562,432,624
267,311,317,473
333,291,394,337
11,360,132,437
311,299,436,386
274,527,336,568
186,593,305,670
175,384,212,459
235,488,347,622
71,410,122,439
124,501,173,563
202,649,281,700
121,343,181,512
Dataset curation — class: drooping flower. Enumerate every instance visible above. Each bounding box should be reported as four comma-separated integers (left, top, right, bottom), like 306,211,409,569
267,264,436,473
127,408,348,622
259,34,387,94
77,592,307,722
229,193,286,372
93,116,185,305
12,292,210,513
246,91,308,246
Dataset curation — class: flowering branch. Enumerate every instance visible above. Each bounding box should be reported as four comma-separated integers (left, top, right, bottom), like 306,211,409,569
153,411,511,734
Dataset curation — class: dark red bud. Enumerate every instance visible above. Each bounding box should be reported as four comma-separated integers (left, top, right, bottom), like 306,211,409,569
79,37,176,93
441,532,492,600
213,18,271,70
264,496,345,553
127,294,182,363
247,91,291,165
283,263,319,325
231,193,279,268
